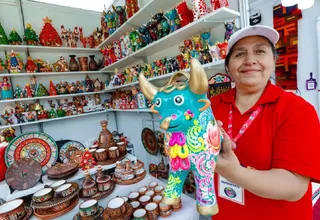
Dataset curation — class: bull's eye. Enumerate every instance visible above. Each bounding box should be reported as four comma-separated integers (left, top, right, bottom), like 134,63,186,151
155,98,161,107
174,95,184,106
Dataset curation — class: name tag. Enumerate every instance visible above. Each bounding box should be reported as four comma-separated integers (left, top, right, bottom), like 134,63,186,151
218,175,245,205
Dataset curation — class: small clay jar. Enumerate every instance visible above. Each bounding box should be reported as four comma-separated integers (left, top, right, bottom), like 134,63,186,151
78,56,89,71
89,55,98,71
82,171,98,197
69,55,80,71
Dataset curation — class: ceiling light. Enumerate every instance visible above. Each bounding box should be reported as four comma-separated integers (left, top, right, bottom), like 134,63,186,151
281,0,299,7
298,0,314,9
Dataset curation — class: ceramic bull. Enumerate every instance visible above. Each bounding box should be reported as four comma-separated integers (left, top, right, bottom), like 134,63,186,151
139,58,222,216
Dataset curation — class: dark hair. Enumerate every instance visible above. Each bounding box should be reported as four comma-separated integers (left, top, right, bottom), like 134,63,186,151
224,37,278,73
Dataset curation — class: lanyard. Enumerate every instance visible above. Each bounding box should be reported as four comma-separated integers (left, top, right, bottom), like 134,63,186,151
227,104,263,143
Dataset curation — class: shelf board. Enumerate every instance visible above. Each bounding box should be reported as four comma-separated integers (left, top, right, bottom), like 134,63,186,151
98,0,181,48
0,90,106,104
0,44,99,53
112,108,152,113
3,153,137,201
105,59,225,91
100,7,240,71
0,70,108,77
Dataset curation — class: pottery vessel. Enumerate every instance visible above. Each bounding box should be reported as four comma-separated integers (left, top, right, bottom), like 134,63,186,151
79,199,98,217
130,201,140,210
128,191,140,201
133,208,147,220
108,146,119,159
33,188,54,203
145,202,159,220
96,174,111,192
95,148,107,161
89,55,99,71
116,142,127,154
69,55,80,71
78,57,89,71
89,149,96,158
49,180,66,190
153,195,162,204
107,197,126,218
155,185,164,195
138,186,147,196
51,200,70,212
139,195,151,207
114,161,124,179
98,120,115,148
149,181,158,189
0,199,26,220
145,190,155,198
171,199,182,211
46,162,78,179
82,172,98,197
121,169,134,181
56,183,75,198
132,161,145,177
159,202,172,217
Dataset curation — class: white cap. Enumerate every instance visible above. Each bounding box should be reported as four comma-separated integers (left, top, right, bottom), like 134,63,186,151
227,25,280,53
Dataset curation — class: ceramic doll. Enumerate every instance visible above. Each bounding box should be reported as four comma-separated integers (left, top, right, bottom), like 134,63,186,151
137,24,153,45
113,40,122,60
192,35,202,51
201,31,213,49
0,77,13,99
119,35,127,57
104,10,117,36
146,20,158,42
112,5,127,27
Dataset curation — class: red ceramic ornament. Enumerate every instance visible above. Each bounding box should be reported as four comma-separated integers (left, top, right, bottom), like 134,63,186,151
39,17,62,47
25,56,37,73
80,149,96,170
49,80,57,96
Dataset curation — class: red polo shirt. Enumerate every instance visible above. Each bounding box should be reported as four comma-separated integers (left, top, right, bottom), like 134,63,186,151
210,81,320,220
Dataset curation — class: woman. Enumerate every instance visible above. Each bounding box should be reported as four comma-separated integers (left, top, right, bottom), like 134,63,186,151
211,25,320,219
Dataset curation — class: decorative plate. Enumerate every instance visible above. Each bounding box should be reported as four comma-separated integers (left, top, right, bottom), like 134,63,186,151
141,128,158,155
59,141,85,163
5,132,58,173
5,158,42,190
46,162,79,179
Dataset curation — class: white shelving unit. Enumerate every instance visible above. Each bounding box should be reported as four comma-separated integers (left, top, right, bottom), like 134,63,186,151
0,153,137,201
0,44,99,53
0,70,105,77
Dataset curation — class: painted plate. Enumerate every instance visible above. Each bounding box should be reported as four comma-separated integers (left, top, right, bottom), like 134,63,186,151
141,128,158,155
5,158,42,190
59,141,85,163
5,132,58,173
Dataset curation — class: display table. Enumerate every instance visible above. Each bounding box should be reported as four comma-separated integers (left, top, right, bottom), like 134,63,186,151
29,174,200,220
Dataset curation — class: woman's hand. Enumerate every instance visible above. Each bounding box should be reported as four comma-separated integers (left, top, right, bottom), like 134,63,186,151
215,121,242,181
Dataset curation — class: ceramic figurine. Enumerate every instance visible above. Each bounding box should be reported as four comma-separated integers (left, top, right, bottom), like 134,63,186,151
129,30,145,52
80,150,96,170
0,77,13,99
176,1,194,27
216,41,228,59
192,35,202,51
14,84,23,98
112,5,127,27
139,58,222,216
98,120,115,149
125,0,139,18
191,0,208,20
52,56,69,72
23,23,39,45
224,19,235,41
8,28,22,45
211,0,229,10
113,40,122,60
164,8,181,33
146,20,158,42
137,24,153,45
152,10,170,39
0,58,6,72
23,84,34,98
39,17,62,47
6,50,23,73
208,45,220,62
104,10,117,36
201,31,213,49
25,56,37,73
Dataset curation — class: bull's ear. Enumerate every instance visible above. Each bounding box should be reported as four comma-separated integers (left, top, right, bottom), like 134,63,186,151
139,73,158,101
198,99,210,112
189,59,208,94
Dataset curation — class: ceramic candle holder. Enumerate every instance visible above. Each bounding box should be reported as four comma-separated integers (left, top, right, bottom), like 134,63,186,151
145,202,159,220
149,181,158,189
145,190,155,198
128,192,140,201
159,203,172,217
33,188,54,203
107,197,126,218
117,142,127,154
138,186,148,196
79,199,98,217
108,146,119,159
152,195,163,204
0,199,26,220
95,148,107,161
50,180,67,190
130,201,141,210
139,195,151,207
56,183,75,198
154,185,164,195
133,208,147,220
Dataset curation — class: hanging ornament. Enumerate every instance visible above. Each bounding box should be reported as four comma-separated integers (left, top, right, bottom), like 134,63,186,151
298,0,314,9
281,0,299,7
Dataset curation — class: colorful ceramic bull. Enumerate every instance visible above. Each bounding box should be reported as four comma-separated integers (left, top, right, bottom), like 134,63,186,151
139,58,222,216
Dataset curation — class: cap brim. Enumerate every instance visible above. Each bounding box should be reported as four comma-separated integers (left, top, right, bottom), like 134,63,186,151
227,25,280,53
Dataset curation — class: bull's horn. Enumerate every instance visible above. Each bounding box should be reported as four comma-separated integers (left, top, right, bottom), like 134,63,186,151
139,73,158,101
189,58,208,94
160,117,171,130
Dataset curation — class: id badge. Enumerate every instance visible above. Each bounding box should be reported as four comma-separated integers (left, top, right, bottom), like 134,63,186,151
218,175,245,205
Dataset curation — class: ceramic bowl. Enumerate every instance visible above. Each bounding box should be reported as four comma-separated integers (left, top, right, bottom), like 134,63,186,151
145,190,155,198
149,181,158,189
145,202,159,219
139,195,151,207
153,195,163,204
138,186,148,195
79,199,98,217
0,199,26,220
56,183,75,198
155,185,164,195
128,192,140,201
133,208,147,219
107,197,126,218
172,199,182,211
95,148,107,161
108,146,119,159
116,142,127,154
130,201,140,210
159,202,171,212
97,175,112,192
33,188,54,203
50,180,67,190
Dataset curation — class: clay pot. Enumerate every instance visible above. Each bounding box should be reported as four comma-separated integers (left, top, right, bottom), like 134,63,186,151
0,199,26,220
95,148,107,161
69,55,80,71
107,197,126,218
108,146,119,159
117,142,127,154
145,202,159,220
89,55,98,71
98,120,115,148
33,188,54,203
78,57,89,71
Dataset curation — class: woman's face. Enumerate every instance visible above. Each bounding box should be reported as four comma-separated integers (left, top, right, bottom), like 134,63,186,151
227,36,275,92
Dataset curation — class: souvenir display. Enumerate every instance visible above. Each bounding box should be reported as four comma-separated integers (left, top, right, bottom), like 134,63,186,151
102,197,134,220
8,28,22,45
23,23,39,45
5,158,42,191
207,73,232,98
0,76,13,99
46,162,78,179
0,21,9,44
139,58,222,216
141,127,158,155
39,16,62,47
5,131,59,173
59,140,85,163
0,199,33,220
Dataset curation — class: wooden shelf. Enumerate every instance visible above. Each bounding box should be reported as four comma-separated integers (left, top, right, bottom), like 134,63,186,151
97,0,181,49
105,59,225,91
0,153,137,201
0,44,99,53
100,7,240,71
0,70,107,77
